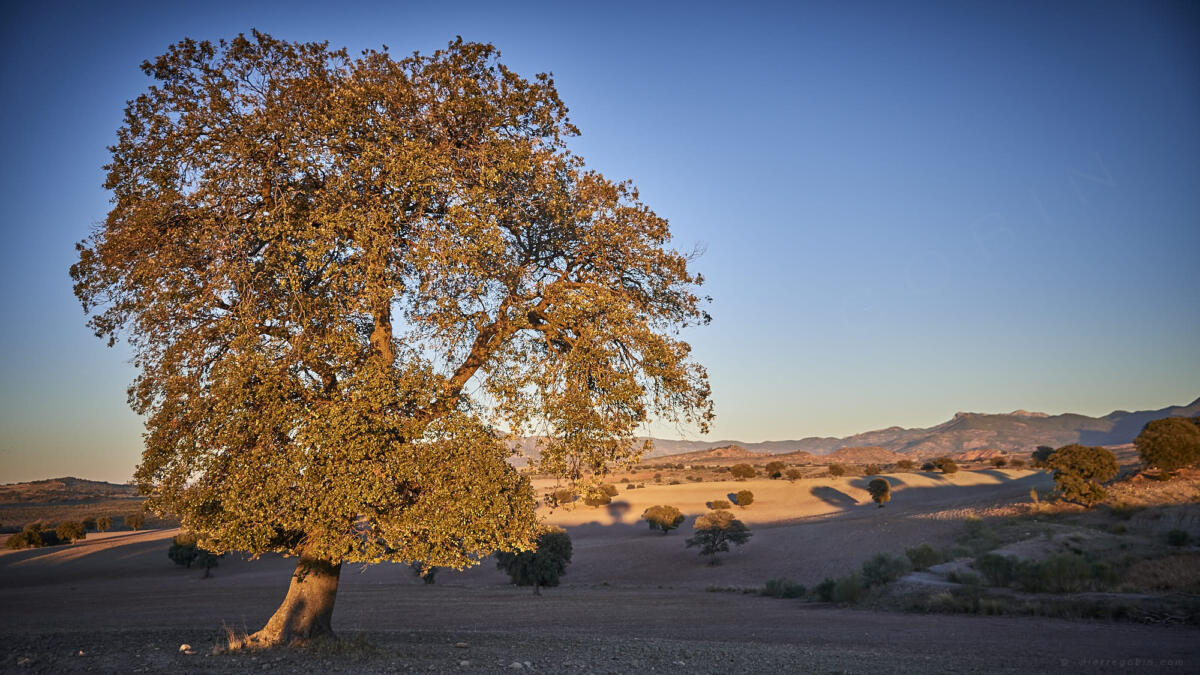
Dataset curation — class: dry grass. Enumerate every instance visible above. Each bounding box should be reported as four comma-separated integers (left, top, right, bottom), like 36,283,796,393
1121,553,1200,592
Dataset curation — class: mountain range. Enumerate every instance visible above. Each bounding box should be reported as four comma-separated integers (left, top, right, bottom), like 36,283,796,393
514,396,1200,462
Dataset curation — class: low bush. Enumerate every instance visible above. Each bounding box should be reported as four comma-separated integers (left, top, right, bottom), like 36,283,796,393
642,505,685,534
582,492,612,507
733,490,754,507
990,456,1008,468
785,468,803,481
762,578,806,599
55,521,86,543
548,488,575,506
832,574,864,604
1167,529,1191,547
1009,458,1026,468
863,464,881,476
861,553,911,588
905,543,942,571
729,464,756,480
707,499,732,510
96,515,112,532
125,513,145,531
600,484,619,497
814,577,836,602
828,464,846,477
895,459,916,471
973,553,1021,587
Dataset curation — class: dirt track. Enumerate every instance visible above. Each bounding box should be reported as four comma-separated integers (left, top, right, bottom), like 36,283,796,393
2,471,1197,673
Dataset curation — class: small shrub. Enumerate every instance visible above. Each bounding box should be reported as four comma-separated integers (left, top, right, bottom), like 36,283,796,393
990,456,1008,468
55,521,86,543
860,553,911,587
920,462,936,472
828,464,846,477
548,488,575,506
625,484,635,490
863,464,881,476
765,461,785,479
95,515,112,532
600,484,619,497
762,578,806,599
707,499,732,510
1166,529,1191,547
905,543,942,571
815,577,836,602
785,468,802,481
895,459,916,471
653,473,663,483
125,513,145,531
733,490,754,508
974,553,1020,587
1009,458,1025,468
619,477,630,483
832,574,864,603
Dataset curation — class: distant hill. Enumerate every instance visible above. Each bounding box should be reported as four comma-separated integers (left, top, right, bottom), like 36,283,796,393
0,477,136,505
823,446,908,465
512,396,1200,464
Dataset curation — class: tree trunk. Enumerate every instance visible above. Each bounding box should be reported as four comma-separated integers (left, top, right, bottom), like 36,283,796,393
246,555,342,647
533,583,541,596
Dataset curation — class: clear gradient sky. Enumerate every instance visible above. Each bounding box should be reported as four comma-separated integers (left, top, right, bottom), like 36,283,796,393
1,1,1198,483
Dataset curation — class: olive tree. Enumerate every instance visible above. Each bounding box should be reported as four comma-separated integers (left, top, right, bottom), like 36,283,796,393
729,464,756,480
72,33,712,645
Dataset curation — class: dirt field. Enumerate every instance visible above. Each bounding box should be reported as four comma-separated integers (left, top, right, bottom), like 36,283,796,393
2,470,1198,673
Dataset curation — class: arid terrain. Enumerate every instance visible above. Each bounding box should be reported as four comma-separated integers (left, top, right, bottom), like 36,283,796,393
2,467,1198,673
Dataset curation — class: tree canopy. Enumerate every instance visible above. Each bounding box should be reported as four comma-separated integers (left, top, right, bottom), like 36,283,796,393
686,510,751,565
1047,444,1118,506
1134,417,1200,474
72,32,712,644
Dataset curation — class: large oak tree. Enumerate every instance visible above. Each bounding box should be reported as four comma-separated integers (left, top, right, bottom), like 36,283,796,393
72,32,712,645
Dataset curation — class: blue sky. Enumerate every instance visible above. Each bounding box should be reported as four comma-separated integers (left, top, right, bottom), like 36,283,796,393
1,1,1198,483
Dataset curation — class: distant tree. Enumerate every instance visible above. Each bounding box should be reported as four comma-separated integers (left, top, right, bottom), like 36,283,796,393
125,513,145,531
729,464,756,480
904,543,942,571
895,459,916,471
867,478,890,507
686,510,752,565
1047,444,1119,506
582,491,612,507
863,464,881,476
654,473,664,483
1134,417,1200,475
496,528,573,595
784,468,803,481
1009,458,1026,468
547,488,576,507
828,464,846,477
990,457,1008,468
1031,446,1055,468
95,515,112,532
6,524,43,549
642,505,685,534
765,461,785,479
56,521,87,543
706,499,732,510
600,484,619,497
734,490,754,508
82,516,98,531
933,457,958,474
920,461,936,472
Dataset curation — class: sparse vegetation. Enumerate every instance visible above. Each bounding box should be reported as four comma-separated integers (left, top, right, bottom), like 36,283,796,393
832,573,864,604
641,505,685,534
1046,444,1118,505
905,543,942,571
867,478,890,507
762,578,806,598
1135,417,1200,475
496,528,573,595
686,510,751,565
828,464,846,477
861,553,911,588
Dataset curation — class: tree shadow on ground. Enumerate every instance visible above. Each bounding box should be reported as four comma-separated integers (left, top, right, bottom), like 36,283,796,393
605,501,632,524
810,486,858,509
